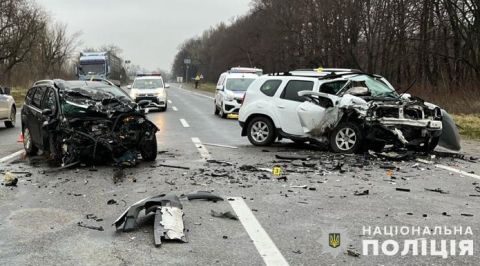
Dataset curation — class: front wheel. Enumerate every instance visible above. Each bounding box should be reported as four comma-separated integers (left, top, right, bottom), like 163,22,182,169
329,122,363,153
139,134,158,161
23,127,38,156
218,104,227,118
247,117,276,146
4,107,16,128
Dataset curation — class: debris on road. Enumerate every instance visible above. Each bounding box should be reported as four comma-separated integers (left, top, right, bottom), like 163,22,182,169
86,214,103,222
3,172,18,187
396,188,411,192
77,221,104,231
347,248,361,257
354,190,369,196
107,199,118,205
185,191,224,202
206,159,234,166
275,154,310,161
154,206,187,247
424,188,449,194
210,210,238,220
157,164,191,170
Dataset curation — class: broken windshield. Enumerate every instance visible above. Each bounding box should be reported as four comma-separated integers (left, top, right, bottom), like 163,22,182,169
225,78,255,91
349,75,398,98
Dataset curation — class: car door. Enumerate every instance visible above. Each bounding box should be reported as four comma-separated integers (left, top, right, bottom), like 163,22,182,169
215,74,226,106
28,86,47,146
0,87,7,119
297,91,341,137
39,88,59,147
274,80,316,135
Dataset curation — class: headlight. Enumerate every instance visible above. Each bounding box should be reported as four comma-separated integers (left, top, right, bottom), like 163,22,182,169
226,91,235,101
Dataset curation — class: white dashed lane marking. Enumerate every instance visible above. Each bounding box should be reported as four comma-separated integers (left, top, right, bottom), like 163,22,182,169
180,119,190,128
191,137,211,160
229,197,289,266
172,106,178,111
168,100,173,104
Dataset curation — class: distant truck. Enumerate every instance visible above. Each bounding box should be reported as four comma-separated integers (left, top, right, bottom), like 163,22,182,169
76,52,126,86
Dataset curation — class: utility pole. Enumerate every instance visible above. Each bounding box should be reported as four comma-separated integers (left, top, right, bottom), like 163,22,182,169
184,58,191,83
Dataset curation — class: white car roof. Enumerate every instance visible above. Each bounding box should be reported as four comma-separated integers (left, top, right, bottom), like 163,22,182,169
224,73,259,79
134,76,163,80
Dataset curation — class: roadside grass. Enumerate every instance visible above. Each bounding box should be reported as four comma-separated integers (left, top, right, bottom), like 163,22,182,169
184,82,216,93
453,114,480,140
10,87,27,108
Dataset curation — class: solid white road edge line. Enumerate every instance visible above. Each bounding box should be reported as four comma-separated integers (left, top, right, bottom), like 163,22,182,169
0,150,24,164
180,119,190,128
228,197,289,266
172,106,178,111
417,159,480,180
191,137,211,160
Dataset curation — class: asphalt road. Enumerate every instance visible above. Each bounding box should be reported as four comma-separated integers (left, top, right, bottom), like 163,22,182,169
1,83,480,265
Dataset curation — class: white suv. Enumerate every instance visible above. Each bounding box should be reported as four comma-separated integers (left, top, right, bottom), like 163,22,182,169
0,86,16,128
128,74,169,111
214,67,262,118
239,69,460,153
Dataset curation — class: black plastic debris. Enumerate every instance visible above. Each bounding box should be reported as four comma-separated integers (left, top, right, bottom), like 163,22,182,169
461,213,474,217
396,188,411,192
210,210,238,220
354,190,369,196
113,193,187,247
157,164,190,170
207,160,233,166
107,199,118,205
77,221,104,231
425,188,449,194
185,191,224,202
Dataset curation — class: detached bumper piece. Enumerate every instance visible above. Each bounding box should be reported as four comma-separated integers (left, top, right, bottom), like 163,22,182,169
113,193,187,247
113,191,224,247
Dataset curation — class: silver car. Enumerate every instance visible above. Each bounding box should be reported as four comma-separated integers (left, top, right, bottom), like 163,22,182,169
0,86,16,128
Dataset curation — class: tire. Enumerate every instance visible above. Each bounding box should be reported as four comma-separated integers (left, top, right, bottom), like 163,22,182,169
160,103,168,112
219,105,227,118
423,136,439,153
140,134,157,161
4,107,16,128
214,102,220,115
23,127,38,156
329,122,363,153
247,116,276,146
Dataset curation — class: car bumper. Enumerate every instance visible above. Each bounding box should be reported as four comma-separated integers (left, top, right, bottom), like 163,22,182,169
223,99,242,114
135,97,167,109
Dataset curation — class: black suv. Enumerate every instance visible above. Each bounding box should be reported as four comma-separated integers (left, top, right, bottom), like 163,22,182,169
21,80,158,166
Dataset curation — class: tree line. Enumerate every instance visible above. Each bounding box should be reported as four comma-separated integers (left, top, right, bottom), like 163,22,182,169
172,0,479,89
0,0,80,87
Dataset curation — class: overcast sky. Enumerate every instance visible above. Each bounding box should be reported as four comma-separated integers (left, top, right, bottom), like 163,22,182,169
36,0,252,71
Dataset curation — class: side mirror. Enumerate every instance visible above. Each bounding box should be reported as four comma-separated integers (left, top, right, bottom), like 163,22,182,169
3,87,11,95
42,109,52,116
345,87,370,96
137,100,150,108
126,85,132,90
165,83,170,88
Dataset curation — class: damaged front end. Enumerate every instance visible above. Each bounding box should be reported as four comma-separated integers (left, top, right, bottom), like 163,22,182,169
46,83,159,166
297,89,461,153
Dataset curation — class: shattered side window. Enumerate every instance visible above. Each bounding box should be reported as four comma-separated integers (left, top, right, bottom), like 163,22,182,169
260,80,282,97
280,80,314,102
350,75,398,98
319,81,347,95
25,88,36,105
42,89,58,115
32,87,47,108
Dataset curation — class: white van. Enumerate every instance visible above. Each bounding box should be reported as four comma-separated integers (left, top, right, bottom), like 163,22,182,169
214,67,262,118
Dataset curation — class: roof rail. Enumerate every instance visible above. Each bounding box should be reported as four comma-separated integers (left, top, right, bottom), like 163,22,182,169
33,80,55,86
